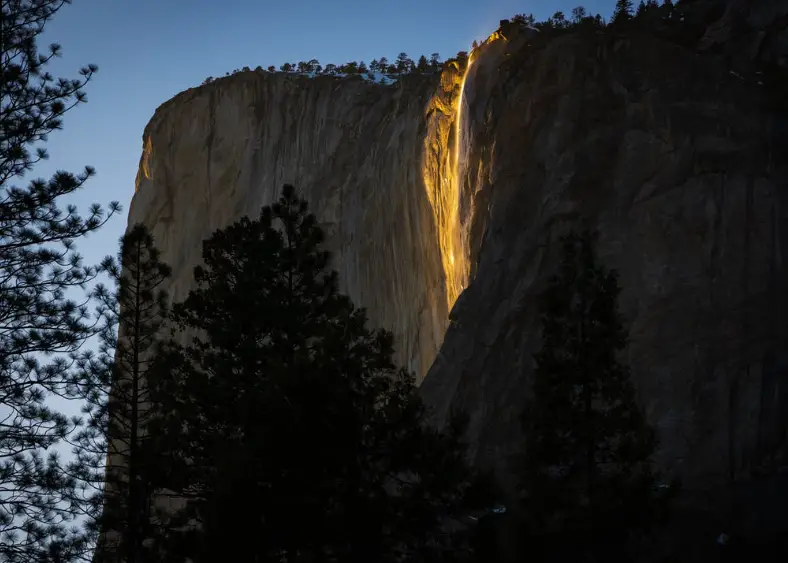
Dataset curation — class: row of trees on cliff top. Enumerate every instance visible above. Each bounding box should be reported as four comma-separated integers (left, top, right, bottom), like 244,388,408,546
2,1,673,562
202,52,444,85
201,0,701,87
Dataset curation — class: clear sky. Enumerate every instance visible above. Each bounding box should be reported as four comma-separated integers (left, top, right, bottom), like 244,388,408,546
32,0,617,268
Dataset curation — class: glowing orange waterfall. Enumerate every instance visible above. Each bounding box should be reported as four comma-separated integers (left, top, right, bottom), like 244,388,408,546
421,52,475,315
446,55,473,307
134,136,153,192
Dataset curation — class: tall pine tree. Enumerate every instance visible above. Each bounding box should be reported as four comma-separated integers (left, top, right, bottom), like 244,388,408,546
612,0,635,23
144,185,494,563
72,225,171,563
518,230,672,563
1,1,120,560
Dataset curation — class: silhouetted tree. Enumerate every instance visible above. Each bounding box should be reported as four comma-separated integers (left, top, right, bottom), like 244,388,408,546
551,11,568,28
517,230,674,563
535,17,556,31
646,0,661,18
417,54,429,72
635,0,661,20
0,1,121,560
145,186,495,563
73,225,171,563
613,0,635,23
267,65,275,72
429,53,441,69
572,6,587,23
512,13,536,26
396,52,412,73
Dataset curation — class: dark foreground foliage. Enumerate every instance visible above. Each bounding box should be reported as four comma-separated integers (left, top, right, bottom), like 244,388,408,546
140,186,496,562
72,225,171,563
1,1,119,560
515,231,675,563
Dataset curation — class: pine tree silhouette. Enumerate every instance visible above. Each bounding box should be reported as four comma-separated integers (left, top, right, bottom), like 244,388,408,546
613,0,635,23
1,1,120,560
145,185,494,562
518,230,674,563
73,225,171,563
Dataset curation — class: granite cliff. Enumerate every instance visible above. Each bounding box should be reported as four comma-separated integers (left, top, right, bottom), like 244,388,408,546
128,0,788,524
131,68,464,380
423,3,788,496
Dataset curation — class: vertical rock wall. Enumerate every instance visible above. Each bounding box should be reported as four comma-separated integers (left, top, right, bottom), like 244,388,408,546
422,29,788,494
130,70,465,380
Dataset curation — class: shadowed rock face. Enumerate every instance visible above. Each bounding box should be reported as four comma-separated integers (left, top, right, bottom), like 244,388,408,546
128,0,788,503
422,27,788,493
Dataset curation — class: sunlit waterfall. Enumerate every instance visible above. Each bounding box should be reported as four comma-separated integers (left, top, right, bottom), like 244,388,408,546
421,51,475,316
448,54,473,305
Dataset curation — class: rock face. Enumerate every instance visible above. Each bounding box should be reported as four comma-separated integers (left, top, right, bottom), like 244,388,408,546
131,71,465,380
128,0,788,507
422,5,788,495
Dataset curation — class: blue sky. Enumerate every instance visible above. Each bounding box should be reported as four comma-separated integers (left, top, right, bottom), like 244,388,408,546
32,0,617,268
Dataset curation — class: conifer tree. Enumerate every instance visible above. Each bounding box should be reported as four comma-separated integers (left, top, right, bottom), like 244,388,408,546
396,52,412,73
571,6,587,24
518,230,673,563
512,13,536,26
659,0,674,20
72,225,171,563
0,1,120,560
417,54,429,72
612,0,635,23
145,185,494,563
